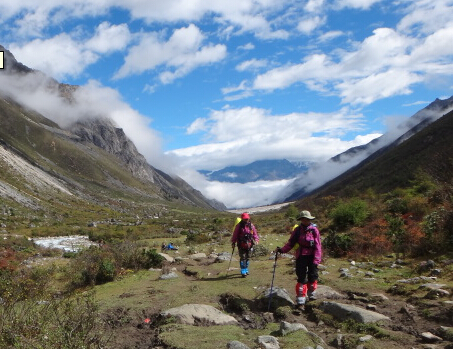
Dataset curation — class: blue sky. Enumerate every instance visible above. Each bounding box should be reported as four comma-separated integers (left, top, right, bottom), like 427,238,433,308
1,0,453,208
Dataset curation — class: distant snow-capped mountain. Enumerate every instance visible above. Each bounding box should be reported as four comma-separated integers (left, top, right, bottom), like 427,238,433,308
199,159,314,183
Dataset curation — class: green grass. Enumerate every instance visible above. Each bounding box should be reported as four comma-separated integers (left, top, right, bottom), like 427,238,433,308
158,322,321,349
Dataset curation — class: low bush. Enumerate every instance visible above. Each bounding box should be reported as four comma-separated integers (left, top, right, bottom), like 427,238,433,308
330,199,369,231
323,230,354,257
0,290,108,348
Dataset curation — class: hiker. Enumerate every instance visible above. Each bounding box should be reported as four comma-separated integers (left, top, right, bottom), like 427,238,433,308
167,242,178,250
276,210,322,308
231,212,259,277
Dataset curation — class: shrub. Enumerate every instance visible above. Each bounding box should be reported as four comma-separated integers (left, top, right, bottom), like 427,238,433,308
0,291,109,348
185,230,211,244
385,214,408,257
385,197,408,214
67,247,117,288
285,204,299,219
421,208,453,253
330,199,369,231
322,229,353,257
140,248,164,269
95,259,116,284
252,244,269,257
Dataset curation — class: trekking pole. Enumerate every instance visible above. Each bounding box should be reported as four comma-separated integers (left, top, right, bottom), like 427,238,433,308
267,249,279,312
226,245,235,277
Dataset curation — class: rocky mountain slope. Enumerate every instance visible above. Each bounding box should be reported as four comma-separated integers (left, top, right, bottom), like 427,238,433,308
290,106,453,204
283,95,453,202
0,45,225,218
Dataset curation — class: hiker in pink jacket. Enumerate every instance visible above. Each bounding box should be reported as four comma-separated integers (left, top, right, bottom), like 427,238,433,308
276,210,322,308
231,212,259,277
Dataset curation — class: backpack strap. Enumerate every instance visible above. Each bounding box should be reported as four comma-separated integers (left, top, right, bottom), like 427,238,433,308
290,225,302,247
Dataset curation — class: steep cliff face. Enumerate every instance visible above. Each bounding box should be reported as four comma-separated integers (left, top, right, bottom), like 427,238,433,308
68,117,226,210
69,118,157,184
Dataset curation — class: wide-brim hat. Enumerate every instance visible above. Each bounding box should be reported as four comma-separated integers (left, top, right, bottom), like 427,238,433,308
297,210,315,220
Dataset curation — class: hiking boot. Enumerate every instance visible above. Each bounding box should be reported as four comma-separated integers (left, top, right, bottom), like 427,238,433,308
296,296,306,306
308,291,317,301
294,303,304,312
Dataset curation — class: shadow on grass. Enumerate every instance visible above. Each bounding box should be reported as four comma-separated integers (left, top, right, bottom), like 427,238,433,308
197,274,245,281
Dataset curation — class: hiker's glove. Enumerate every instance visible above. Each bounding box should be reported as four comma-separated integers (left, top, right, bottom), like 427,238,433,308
276,247,283,254
231,242,235,248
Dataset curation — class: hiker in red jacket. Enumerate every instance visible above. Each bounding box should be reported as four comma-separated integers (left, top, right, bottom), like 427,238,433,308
276,210,322,308
231,212,259,277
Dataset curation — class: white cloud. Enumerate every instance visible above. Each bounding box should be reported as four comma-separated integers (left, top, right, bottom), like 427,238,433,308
7,22,132,80
169,167,295,208
168,106,377,171
9,35,98,80
221,80,250,95
304,0,326,13
236,58,268,72
114,24,227,82
397,0,453,35
337,70,423,105
85,22,131,53
1,1,297,42
238,43,255,50
253,54,335,90
335,0,384,10
251,22,453,106
318,30,344,42
297,16,326,34
0,73,164,169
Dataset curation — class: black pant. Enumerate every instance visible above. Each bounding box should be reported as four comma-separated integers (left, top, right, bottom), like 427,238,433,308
295,255,318,284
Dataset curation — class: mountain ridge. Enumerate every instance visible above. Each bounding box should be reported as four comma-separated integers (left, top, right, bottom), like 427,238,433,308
0,44,226,214
199,159,313,183
282,95,453,202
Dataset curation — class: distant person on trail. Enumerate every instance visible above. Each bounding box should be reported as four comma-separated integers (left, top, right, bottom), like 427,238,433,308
276,210,322,308
167,242,178,250
231,212,259,277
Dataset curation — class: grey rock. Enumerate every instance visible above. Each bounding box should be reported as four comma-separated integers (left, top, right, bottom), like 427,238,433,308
256,335,279,349
359,334,373,342
279,321,307,336
420,332,442,343
216,252,234,262
313,285,347,300
161,304,238,326
419,283,447,290
189,252,207,260
369,293,389,301
158,253,175,262
262,286,294,306
319,301,390,323
227,340,251,349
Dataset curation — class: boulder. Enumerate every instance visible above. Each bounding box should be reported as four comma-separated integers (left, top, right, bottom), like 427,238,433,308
227,341,251,349
279,321,307,336
315,285,347,300
319,301,390,323
158,253,174,262
256,335,279,349
262,286,294,308
189,253,207,261
160,304,238,326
